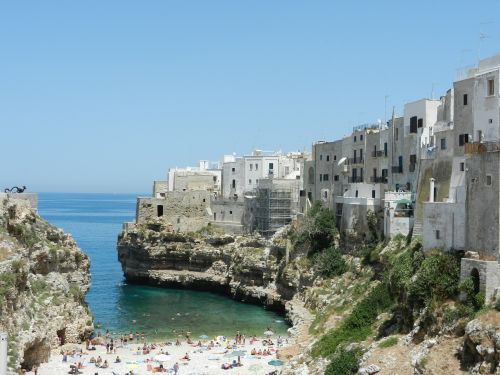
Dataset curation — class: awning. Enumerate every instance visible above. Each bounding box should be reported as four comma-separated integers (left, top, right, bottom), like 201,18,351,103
337,157,347,166
395,198,412,205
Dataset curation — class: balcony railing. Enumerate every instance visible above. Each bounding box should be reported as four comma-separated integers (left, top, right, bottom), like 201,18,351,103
371,150,384,158
391,166,403,174
348,157,364,165
370,176,388,183
348,176,364,183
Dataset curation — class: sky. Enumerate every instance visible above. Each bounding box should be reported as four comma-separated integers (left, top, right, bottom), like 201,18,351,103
1,1,500,193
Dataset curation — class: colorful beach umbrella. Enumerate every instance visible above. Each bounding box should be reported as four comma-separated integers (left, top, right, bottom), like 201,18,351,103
224,350,246,358
268,359,284,366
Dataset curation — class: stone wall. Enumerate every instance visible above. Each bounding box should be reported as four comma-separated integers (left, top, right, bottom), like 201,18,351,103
423,201,465,251
0,193,38,210
460,258,500,302
136,190,212,232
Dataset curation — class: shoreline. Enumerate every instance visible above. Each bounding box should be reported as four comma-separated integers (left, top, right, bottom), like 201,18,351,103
32,332,293,375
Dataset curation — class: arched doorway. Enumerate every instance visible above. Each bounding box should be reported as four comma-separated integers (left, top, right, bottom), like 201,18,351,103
470,268,480,294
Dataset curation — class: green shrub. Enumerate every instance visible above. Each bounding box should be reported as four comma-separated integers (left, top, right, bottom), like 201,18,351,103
408,251,460,306
74,251,84,265
30,279,48,294
442,304,474,326
378,336,398,348
313,247,348,278
474,292,485,309
459,277,485,311
495,299,500,311
311,283,392,358
325,347,363,375
69,283,84,302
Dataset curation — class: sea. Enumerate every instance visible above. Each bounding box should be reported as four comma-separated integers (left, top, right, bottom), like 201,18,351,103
37,193,289,340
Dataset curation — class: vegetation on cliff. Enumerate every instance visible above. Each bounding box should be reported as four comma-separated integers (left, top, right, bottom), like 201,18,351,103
0,198,92,373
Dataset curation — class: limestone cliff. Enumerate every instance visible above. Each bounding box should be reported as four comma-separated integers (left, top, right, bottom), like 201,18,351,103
0,197,93,373
118,217,499,375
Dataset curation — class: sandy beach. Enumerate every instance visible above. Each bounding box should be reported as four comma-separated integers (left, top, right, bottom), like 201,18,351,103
31,335,288,375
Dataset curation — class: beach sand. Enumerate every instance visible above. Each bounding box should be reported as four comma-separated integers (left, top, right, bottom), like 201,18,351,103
31,336,288,375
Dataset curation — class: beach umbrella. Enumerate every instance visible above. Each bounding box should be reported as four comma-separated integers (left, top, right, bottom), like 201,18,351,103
224,350,246,358
199,335,209,340
263,330,274,336
268,359,284,366
154,354,172,362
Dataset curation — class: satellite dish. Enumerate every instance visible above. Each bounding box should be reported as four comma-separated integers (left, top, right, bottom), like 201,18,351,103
338,157,347,166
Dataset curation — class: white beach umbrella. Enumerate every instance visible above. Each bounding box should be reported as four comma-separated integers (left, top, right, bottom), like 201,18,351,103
154,354,172,362
263,330,274,336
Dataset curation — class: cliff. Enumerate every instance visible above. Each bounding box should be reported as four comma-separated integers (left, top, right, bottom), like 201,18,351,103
118,207,500,375
0,196,93,373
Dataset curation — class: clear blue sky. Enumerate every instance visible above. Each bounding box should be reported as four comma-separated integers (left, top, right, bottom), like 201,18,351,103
1,1,499,193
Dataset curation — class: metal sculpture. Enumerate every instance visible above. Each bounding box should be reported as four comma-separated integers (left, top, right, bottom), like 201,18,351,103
4,186,27,193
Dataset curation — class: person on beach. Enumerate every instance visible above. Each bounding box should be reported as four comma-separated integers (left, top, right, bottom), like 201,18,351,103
115,356,121,363
173,362,179,375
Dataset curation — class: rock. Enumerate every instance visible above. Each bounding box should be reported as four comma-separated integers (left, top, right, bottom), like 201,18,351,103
0,196,93,373
358,364,380,374
461,318,499,374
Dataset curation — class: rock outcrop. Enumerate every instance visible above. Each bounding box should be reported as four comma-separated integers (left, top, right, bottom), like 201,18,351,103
0,196,93,373
117,222,295,312
460,315,499,374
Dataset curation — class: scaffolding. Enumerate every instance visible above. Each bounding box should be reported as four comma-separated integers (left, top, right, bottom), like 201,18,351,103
255,182,296,237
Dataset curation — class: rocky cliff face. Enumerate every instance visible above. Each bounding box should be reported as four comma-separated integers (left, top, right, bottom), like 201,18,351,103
117,222,303,312
0,197,93,373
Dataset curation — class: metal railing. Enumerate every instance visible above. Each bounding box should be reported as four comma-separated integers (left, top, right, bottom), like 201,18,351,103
371,150,384,158
348,157,364,165
348,176,364,183
370,176,388,183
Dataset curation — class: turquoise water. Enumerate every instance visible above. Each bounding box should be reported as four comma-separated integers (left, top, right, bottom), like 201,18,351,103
38,193,289,339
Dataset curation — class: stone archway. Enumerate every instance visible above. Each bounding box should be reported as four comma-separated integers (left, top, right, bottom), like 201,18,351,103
470,268,480,294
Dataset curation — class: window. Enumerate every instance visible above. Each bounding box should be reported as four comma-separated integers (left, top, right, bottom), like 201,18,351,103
355,190,359,198
323,174,329,181
486,175,492,186
334,155,337,161
323,191,328,199
384,142,388,156
417,118,423,128
410,116,418,133
334,175,339,181
489,119,493,124
255,164,259,171
460,162,465,172
360,134,364,141
395,128,399,141
436,230,440,239
250,164,253,171
463,94,468,105
232,167,235,173
157,205,164,217
229,211,233,215
285,166,290,175
326,155,330,162
459,134,470,146
354,136,357,142
203,198,206,203
249,179,252,184
440,138,447,150
177,218,181,224
320,154,323,161
371,190,376,198
359,149,363,161
487,79,495,96
232,179,236,189
320,174,323,182
269,163,274,170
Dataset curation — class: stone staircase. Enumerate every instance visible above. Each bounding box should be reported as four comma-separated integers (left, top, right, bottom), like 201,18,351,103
413,218,423,237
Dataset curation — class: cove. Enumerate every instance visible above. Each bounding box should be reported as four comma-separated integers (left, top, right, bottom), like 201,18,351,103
38,193,289,340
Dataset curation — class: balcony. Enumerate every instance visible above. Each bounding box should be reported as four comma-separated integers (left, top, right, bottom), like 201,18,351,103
370,176,388,183
371,150,384,158
391,166,403,174
348,157,364,165
348,176,364,183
